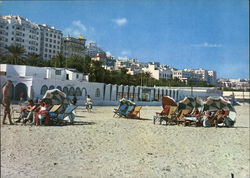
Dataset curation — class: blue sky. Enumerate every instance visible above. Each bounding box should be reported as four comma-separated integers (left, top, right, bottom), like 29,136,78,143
0,0,249,78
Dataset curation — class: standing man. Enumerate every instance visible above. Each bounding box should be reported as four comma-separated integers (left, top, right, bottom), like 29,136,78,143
2,80,14,125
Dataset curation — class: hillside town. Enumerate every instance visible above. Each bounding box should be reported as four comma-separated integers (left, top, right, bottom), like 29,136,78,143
0,15,221,85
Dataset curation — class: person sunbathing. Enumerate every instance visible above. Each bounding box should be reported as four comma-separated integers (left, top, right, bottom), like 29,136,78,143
34,100,50,126
16,99,36,123
184,108,201,117
201,111,215,127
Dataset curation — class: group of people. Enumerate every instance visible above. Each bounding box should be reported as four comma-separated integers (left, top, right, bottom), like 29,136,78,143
15,99,51,126
179,107,235,127
1,80,94,125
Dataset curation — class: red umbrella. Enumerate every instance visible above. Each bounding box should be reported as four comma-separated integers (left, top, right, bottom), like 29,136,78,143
162,96,177,108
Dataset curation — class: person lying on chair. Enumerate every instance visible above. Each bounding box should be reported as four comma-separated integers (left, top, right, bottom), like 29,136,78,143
16,99,36,123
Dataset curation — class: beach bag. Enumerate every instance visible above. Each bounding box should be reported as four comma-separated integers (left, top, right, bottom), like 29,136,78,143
224,117,235,127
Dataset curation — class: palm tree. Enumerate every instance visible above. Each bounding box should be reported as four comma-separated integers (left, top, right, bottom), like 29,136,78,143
144,72,152,86
26,53,45,66
50,53,65,68
5,45,25,64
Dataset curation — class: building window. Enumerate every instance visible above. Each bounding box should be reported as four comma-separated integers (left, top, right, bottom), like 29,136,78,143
76,74,79,78
95,88,100,97
75,87,82,96
40,85,48,95
56,86,62,91
55,70,61,75
50,39,52,42
49,85,55,90
63,87,68,95
69,87,75,96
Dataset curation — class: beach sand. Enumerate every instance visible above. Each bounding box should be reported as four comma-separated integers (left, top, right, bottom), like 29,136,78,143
1,104,249,178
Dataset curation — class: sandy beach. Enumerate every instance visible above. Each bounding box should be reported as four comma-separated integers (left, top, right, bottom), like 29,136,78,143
1,103,249,178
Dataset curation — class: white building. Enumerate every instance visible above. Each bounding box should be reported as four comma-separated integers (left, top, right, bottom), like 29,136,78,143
0,15,41,55
0,64,222,105
142,63,172,80
62,36,86,58
194,69,208,82
84,42,106,57
39,24,63,60
208,70,217,85
217,78,249,90
0,15,63,60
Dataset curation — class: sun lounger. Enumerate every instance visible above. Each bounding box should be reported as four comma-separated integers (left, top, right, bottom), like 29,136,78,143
160,106,177,125
50,105,77,125
113,104,127,117
127,106,142,119
176,109,191,125
154,106,177,125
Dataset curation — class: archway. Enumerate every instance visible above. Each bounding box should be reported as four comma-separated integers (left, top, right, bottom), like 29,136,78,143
82,87,87,97
14,83,28,101
49,85,55,90
56,86,62,91
40,85,48,95
75,87,82,96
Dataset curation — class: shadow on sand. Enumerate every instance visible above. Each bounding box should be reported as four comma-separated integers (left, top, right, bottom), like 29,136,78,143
124,117,151,121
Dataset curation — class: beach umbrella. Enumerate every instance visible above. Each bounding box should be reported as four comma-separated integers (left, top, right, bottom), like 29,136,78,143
43,89,70,113
162,96,177,108
203,96,236,112
177,97,203,111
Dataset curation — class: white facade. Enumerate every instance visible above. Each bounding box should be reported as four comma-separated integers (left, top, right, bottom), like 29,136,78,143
208,70,217,85
142,63,172,80
0,15,63,60
39,24,63,60
0,15,41,55
0,64,222,105
62,36,86,58
84,42,106,57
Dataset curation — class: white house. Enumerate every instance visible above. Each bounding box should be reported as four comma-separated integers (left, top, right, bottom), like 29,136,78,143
0,64,222,106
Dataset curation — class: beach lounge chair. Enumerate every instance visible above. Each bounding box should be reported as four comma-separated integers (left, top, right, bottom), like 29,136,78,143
127,106,142,119
159,106,177,125
113,104,127,117
50,105,77,125
175,109,191,125
122,105,135,117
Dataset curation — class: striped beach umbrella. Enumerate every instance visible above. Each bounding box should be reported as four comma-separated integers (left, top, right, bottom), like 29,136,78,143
43,89,70,113
203,96,236,112
177,97,203,111
162,96,177,108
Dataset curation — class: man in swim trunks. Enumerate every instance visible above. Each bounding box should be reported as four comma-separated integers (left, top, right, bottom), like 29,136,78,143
2,80,14,125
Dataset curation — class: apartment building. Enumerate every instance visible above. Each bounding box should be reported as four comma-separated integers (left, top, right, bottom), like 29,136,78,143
208,70,217,85
84,42,106,57
142,63,172,80
0,15,41,55
39,24,63,60
62,36,86,58
0,15,63,60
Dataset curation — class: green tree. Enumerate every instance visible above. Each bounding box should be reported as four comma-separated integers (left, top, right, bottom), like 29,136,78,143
5,45,25,64
25,53,45,66
50,53,66,67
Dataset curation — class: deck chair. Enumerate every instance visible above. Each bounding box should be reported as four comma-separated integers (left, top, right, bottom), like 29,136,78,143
153,106,170,124
113,104,127,117
176,109,191,125
121,105,135,117
159,106,177,125
127,106,142,119
51,105,77,125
